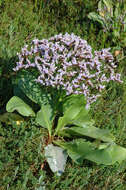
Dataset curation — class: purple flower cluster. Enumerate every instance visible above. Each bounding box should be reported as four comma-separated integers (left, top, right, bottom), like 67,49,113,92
14,33,123,105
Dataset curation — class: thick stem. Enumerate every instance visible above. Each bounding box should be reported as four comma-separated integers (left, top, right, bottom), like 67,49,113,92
48,133,53,144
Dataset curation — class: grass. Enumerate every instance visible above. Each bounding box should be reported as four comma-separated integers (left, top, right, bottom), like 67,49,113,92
0,0,126,189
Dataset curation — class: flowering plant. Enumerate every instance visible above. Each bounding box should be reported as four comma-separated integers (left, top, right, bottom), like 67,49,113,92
88,0,126,38
6,33,126,176
14,33,122,106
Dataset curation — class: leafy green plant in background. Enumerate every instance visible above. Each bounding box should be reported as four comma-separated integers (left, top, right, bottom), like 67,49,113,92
88,0,126,41
5,33,126,176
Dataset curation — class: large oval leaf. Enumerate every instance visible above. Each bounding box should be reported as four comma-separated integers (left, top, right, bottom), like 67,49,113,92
36,104,54,136
6,96,35,117
62,94,87,113
60,125,115,143
45,144,68,176
59,105,114,142
55,95,88,135
55,139,126,165
17,71,52,106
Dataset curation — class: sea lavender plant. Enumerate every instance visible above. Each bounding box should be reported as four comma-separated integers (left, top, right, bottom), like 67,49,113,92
6,33,126,176
13,33,122,106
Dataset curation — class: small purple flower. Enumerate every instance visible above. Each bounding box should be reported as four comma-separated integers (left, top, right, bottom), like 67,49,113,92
13,33,123,105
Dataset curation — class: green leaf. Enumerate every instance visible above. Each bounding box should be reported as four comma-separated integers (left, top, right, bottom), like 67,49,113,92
62,94,87,113
88,12,106,27
36,104,54,135
123,17,126,32
55,139,90,164
73,112,114,142
57,94,114,143
72,107,92,125
55,95,87,135
103,0,113,14
13,85,34,106
98,0,106,17
45,144,68,176
6,96,35,117
17,71,51,106
55,139,126,165
114,4,119,18
60,125,115,143
98,0,103,12
60,106,114,142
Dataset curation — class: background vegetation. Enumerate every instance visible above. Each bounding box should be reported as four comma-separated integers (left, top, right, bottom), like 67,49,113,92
0,0,126,189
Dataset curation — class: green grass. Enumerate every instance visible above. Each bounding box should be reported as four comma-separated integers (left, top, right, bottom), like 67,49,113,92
1,0,126,189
